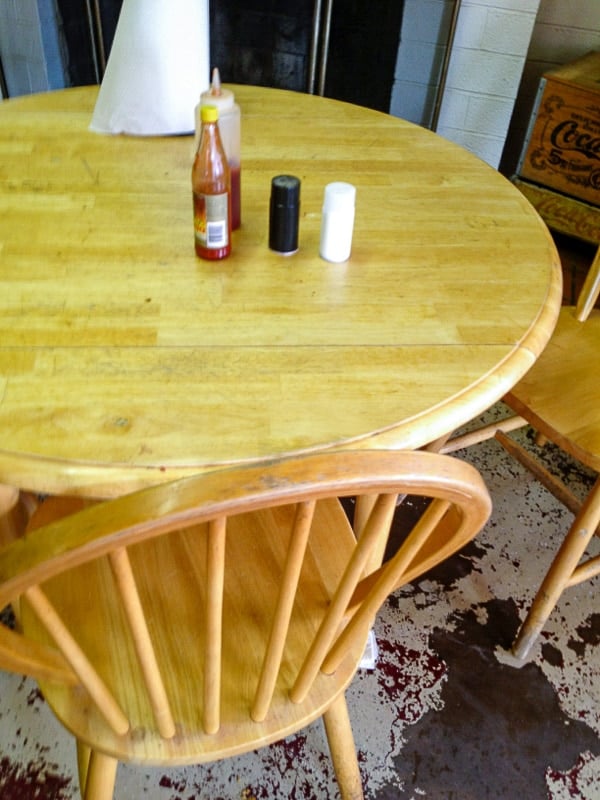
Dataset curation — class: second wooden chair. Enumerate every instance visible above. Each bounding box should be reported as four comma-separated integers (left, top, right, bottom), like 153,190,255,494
0,449,490,799
443,247,600,660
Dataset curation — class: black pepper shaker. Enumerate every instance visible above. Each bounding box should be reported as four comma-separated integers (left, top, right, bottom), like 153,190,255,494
269,175,300,255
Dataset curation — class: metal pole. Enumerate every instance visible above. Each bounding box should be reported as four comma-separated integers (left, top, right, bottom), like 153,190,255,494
0,55,8,98
84,0,101,83
92,0,107,77
431,0,462,132
308,0,323,94
317,0,334,96
84,0,108,82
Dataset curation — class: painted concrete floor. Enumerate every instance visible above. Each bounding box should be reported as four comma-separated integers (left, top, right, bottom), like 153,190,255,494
0,403,599,799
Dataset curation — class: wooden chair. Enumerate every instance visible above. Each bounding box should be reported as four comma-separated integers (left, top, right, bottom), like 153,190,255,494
443,249,600,660
0,449,490,800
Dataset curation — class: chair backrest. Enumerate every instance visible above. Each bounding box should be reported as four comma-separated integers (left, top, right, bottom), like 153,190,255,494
0,450,491,760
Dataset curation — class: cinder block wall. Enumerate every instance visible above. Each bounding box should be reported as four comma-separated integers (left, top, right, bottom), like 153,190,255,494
391,0,541,169
391,0,456,129
0,0,63,97
435,0,540,168
0,0,46,96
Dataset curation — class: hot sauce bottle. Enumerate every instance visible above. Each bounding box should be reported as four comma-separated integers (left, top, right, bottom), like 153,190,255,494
199,68,242,229
192,105,231,260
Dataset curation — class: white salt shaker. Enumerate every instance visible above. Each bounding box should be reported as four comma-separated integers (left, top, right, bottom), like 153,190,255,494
319,182,356,263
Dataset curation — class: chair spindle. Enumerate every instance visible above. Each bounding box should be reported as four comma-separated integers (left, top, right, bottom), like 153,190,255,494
109,547,176,739
252,500,316,722
204,516,227,735
322,498,451,674
290,492,398,704
24,584,130,735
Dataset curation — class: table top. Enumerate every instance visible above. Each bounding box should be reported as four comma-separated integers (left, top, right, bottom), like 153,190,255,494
0,85,561,498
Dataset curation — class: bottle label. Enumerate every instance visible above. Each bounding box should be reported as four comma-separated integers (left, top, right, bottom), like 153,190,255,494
194,192,229,249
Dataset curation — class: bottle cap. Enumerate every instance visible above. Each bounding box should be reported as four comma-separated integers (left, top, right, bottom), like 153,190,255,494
200,88,235,113
201,105,219,123
269,175,301,255
323,182,356,213
200,67,235,113
271,175,300,209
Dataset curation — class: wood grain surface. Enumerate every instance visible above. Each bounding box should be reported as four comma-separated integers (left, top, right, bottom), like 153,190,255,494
0,85,562,497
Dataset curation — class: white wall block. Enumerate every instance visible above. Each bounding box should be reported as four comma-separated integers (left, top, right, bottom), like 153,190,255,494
480,9,539,56
436,125,506,167
445,50,528,98
466,95,516,138
438,91,514,140
452,6,488,49
433,88,470,130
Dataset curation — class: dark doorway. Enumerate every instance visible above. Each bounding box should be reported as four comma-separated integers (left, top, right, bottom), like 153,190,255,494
55,0,122,85
56,1,404,112
324,1,405,111
211,0,404,111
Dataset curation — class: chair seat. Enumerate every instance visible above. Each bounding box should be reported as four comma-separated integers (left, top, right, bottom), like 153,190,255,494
505,306,600,471
22,496,362,765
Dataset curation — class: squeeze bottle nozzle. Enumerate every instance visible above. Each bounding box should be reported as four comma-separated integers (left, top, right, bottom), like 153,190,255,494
210,67,222,97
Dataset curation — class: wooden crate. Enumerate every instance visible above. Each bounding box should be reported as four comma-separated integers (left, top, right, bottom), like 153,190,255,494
518,51,600,206
512,176,600,244
511,177,600,308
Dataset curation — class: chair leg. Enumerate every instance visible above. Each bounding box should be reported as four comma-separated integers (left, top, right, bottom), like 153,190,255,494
513,478,600,661
323,694,363,800
76,741,91,796
83,750,118,800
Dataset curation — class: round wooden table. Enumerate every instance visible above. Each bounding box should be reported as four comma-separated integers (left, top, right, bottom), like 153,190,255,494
0,86,561,497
